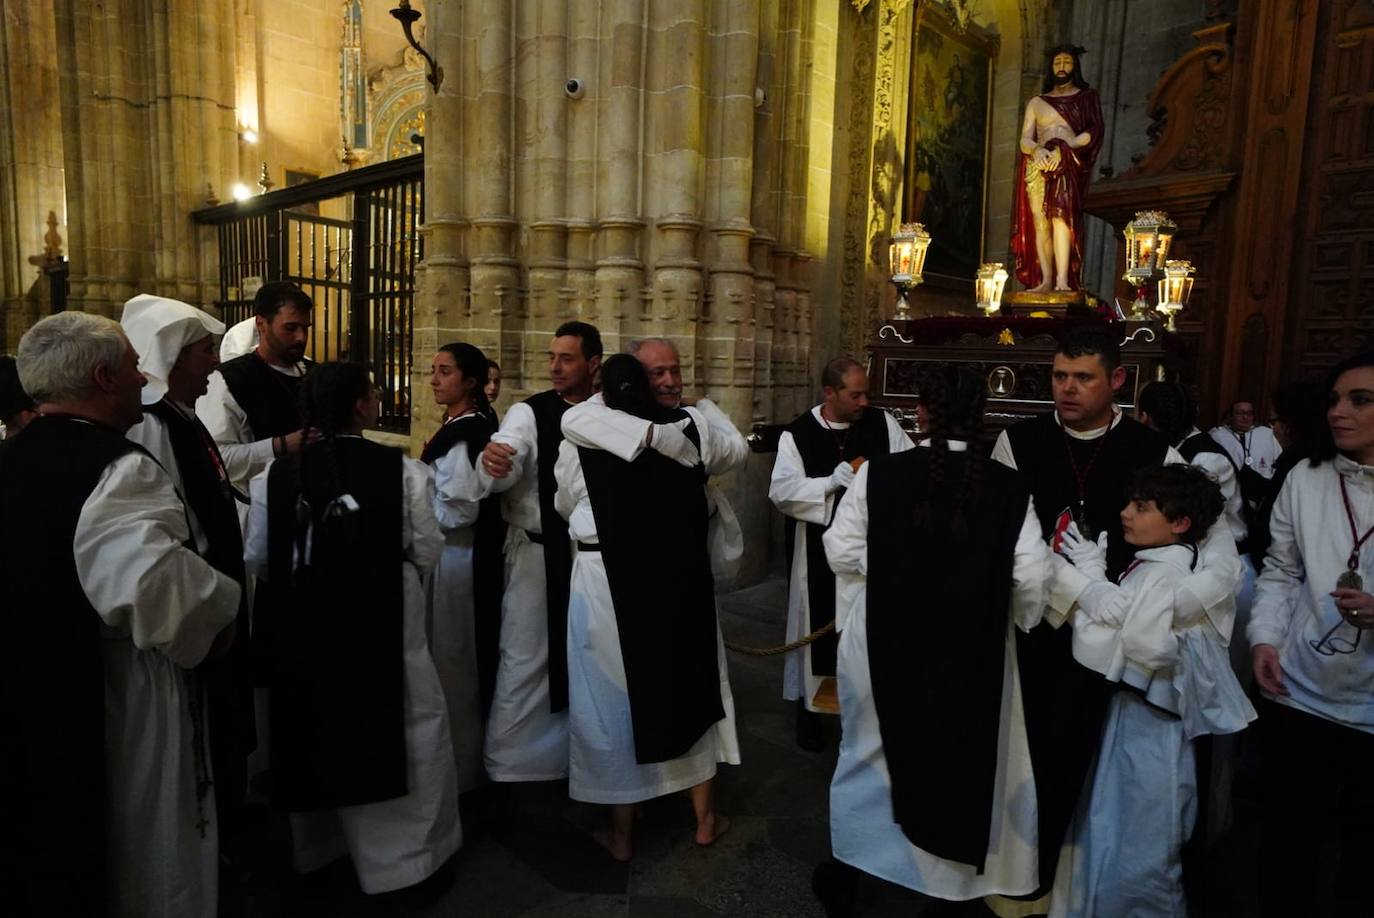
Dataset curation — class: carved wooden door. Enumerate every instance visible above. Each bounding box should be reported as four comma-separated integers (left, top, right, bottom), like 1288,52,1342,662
1287,1,1374,379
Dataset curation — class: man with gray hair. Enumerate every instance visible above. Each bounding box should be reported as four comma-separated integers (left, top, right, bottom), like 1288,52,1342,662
0,311,241,917
561,337,749,581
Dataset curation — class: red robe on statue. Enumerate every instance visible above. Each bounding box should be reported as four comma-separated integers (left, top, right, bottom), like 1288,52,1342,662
1009,88,1104,290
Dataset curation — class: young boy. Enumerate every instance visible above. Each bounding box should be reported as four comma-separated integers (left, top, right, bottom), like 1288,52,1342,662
1048,464,1256,918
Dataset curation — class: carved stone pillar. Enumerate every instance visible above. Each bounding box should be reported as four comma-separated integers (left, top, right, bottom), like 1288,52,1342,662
594,0,647,350
413,0,473,450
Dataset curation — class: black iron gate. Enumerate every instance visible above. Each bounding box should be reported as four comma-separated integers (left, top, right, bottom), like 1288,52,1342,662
193,155,421,433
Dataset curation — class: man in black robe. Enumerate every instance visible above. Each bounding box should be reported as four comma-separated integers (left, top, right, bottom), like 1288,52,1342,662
990,324,1241,905
475,321,602,782
197,280,316,493
768,357,912,750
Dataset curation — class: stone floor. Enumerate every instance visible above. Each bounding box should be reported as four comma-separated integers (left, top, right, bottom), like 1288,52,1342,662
226,576,1267,917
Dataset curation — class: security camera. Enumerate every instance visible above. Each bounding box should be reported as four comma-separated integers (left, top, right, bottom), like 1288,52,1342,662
565,78,586,100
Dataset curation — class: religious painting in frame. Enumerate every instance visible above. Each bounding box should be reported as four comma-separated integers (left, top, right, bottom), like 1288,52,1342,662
903,3,999,287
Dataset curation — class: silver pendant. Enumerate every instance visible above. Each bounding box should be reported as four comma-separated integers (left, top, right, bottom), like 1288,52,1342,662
1338,569,1364,591
1244,455,1253,466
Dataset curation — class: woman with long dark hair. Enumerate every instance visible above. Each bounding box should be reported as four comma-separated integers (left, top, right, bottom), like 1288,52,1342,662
422,343,505,794
244,361,460,894
553,354,739,861
1249,352,1374,916
815,365,1051,915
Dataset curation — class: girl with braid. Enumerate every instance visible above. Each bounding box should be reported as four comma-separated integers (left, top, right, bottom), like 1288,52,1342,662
244,361,461,894
815,366,1053,916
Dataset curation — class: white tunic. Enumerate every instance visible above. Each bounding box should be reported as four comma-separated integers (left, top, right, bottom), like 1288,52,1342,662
769,407,913,711
1249,456,1374,733
76,451,242,918
243,452,462,893
553,414,742,804
1049,544,1255,918
426,415,488,793
821,447,1051,900
196,360,307,496
473,400,570,781
1208,424,1282,479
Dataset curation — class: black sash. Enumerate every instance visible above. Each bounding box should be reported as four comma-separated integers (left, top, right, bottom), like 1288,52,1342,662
422,412,507,721
264,437,408,810
783,407,893,677
525,390,574,712
578,413,724,763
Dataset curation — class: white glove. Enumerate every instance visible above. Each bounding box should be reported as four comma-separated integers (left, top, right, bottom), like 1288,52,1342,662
826,460,857,494
649,420,701,468
1076,581,1126,627
1059,523,1108,582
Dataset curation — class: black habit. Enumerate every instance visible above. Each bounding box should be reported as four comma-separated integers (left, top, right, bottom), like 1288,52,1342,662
865,449,1030,870
264,437,408,810
784,407,893,678
578,413,725,764
0,416,142,914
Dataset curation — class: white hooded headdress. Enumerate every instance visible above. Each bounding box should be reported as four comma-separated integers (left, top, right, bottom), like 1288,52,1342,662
119,294,226,405
219,316,259,362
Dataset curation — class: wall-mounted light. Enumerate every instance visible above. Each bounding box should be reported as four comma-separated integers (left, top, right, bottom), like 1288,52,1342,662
231,183,253,202
390,1,443,92
239,128,258,144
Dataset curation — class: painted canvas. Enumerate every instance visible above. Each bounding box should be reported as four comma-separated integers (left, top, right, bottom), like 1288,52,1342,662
904,5,998,284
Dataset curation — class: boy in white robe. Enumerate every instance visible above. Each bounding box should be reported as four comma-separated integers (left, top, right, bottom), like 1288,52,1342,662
1049,464,1257,918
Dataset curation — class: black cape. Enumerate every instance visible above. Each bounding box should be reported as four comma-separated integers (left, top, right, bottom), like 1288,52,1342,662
525,390,575,712
421,411,507,721
0,416,141,914
578,412,724,764
866,449,1029,870
264,437,408,810
783,407,894,678
1003,412,1170,892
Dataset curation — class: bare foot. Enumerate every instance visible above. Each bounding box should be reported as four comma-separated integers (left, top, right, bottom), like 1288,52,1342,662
1028,280,1052,294
694,812,731,846
1054,280,1073,292
592,828,632,862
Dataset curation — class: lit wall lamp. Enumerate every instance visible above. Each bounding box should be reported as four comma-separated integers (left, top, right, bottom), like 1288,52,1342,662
975,262,1009,316
238,127,258,144
888,222,931,320
390,1,443,92
1155,260,1195,331
1122,210,1177,321
231,183,253,202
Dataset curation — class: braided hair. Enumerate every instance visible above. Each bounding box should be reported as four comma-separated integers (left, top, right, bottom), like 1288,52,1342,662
915,365,986,537
294,361,373,555
1137,381,1194,447
437,342,491,414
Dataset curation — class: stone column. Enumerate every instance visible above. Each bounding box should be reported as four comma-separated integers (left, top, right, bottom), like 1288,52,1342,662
0,2,65,346
465,0,523,386
413,0,473,449
643,1,706,351
705,0,759,388
520,0,569,354
564,0,600,335
594,0,647,351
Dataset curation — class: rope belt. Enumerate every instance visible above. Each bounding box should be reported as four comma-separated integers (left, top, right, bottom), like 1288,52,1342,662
723,620,835,657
